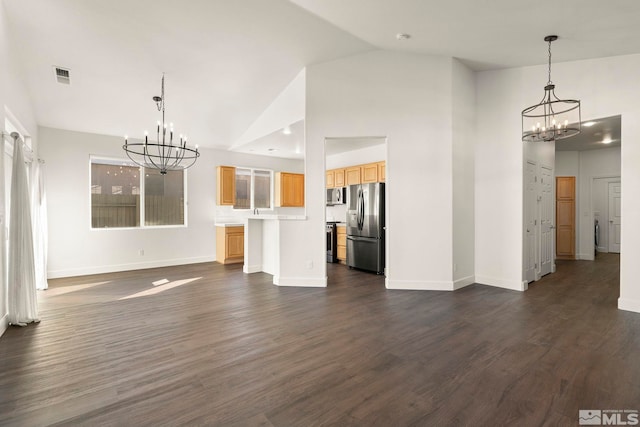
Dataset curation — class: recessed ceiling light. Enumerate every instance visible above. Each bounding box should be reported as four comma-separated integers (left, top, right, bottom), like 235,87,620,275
268,148,278,152
396,33,411,41
583,121,597,127
282,126,292,135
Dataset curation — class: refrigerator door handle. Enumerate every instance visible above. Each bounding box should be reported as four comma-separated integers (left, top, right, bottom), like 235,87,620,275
358,189,365,230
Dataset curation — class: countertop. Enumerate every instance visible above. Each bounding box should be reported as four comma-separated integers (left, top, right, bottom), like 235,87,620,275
215,223,244,227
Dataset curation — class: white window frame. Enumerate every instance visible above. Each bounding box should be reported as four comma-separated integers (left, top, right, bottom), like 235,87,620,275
232,167,274,211
89,155,188,230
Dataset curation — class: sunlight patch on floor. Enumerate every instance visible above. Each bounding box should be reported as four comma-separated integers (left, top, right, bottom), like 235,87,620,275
44,281,113,296
119,277,202,300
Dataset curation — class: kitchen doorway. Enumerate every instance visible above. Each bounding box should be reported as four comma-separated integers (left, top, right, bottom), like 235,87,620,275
324,136,387,286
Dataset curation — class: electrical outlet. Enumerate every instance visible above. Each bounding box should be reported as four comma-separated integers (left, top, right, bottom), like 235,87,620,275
305,260,313,269
138,249,144,256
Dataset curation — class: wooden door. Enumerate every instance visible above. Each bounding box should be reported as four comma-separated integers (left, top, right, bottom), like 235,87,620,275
608,182,621,253
556,176,575,259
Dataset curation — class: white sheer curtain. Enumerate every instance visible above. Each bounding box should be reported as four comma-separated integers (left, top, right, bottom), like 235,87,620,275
7,133,39,326
32,160,48,290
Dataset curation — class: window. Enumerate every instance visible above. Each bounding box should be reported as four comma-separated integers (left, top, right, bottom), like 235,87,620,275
233,168,273,210
91,158,186,228
144,168,184,226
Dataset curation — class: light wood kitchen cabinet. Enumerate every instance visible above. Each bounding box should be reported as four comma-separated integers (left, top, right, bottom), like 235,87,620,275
216,225,244,264
336,225,346,262
275,172,305,207
334,169,346,187
377,161,386,182
326,170,335,189
361,162,379,183
327,162,385,188
326,168,346,188
216,166,236,206
345,166,361,185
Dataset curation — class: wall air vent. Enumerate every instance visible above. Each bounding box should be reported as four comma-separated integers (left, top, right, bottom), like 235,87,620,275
53,66,71,85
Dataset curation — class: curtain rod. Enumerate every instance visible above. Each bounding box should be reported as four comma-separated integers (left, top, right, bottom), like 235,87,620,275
1,130,34,151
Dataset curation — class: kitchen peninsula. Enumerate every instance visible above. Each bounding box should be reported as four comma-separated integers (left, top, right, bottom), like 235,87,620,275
242,214,306,284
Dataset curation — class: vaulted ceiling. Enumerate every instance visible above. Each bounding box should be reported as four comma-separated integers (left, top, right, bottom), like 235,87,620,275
5,0,640,151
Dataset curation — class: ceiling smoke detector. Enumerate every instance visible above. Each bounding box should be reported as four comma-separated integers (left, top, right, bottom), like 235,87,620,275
396,33,411,41
53,66,71,85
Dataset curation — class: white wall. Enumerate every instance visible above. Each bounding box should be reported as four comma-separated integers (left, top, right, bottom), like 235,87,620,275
38,126,303,278
451,59,476,286
476,53,640,312
285,49,465,290
555,151,579,176
0,0,38,334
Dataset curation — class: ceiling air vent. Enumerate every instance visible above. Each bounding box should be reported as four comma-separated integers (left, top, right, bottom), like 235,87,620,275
53,66,71,85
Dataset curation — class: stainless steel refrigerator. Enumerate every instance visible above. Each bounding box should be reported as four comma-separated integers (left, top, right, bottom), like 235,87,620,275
346,182,385,274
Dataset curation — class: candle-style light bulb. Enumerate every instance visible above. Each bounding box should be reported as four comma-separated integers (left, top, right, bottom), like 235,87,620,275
124,135,128,145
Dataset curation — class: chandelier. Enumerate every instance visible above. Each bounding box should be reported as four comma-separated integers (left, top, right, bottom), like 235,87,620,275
123,74,200,174
522,35,581,142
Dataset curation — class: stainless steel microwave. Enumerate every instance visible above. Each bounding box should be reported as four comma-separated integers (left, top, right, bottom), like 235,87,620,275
326,187,346,205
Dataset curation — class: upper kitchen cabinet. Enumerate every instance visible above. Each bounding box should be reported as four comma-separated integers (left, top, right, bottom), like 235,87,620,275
326,168,346,188
326,170,335,189
334,169,346,187
275,172,305,207
377,161,386,182
345,166,361,185
361,162,379,183
217,166,236,205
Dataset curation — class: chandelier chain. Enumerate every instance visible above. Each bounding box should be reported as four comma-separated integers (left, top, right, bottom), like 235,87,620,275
547,39,552,85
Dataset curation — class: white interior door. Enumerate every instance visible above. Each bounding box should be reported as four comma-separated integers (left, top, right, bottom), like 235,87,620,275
524,161,537,283
608,182,621,253
539,165,553,276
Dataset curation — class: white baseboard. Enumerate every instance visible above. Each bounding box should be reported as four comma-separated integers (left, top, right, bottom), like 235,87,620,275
47,256,215,279
386,279,455,291
453,275,475,290
0,313,8,338
274,276,327,287
243,264,262,274
618,297,640,313
475,275,527,292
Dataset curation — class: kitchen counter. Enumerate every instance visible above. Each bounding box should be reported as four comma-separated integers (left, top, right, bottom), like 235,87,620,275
215,222,244,227
247,214,306,220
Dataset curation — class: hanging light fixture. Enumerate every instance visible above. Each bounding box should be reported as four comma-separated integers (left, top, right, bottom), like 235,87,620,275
123,74,199,174
522,35,581,142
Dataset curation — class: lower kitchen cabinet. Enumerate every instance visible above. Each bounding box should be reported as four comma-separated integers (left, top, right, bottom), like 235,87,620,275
216,225,244,264
336,225,347,263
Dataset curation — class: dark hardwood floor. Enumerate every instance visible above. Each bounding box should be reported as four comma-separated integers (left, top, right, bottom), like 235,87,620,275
1,254,639,426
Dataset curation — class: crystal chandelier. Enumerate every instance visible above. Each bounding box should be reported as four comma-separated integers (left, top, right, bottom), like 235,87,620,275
123,74,200,174
522,35,581,142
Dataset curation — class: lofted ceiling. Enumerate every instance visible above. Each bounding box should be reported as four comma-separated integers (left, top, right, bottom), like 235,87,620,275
4,0,640,154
